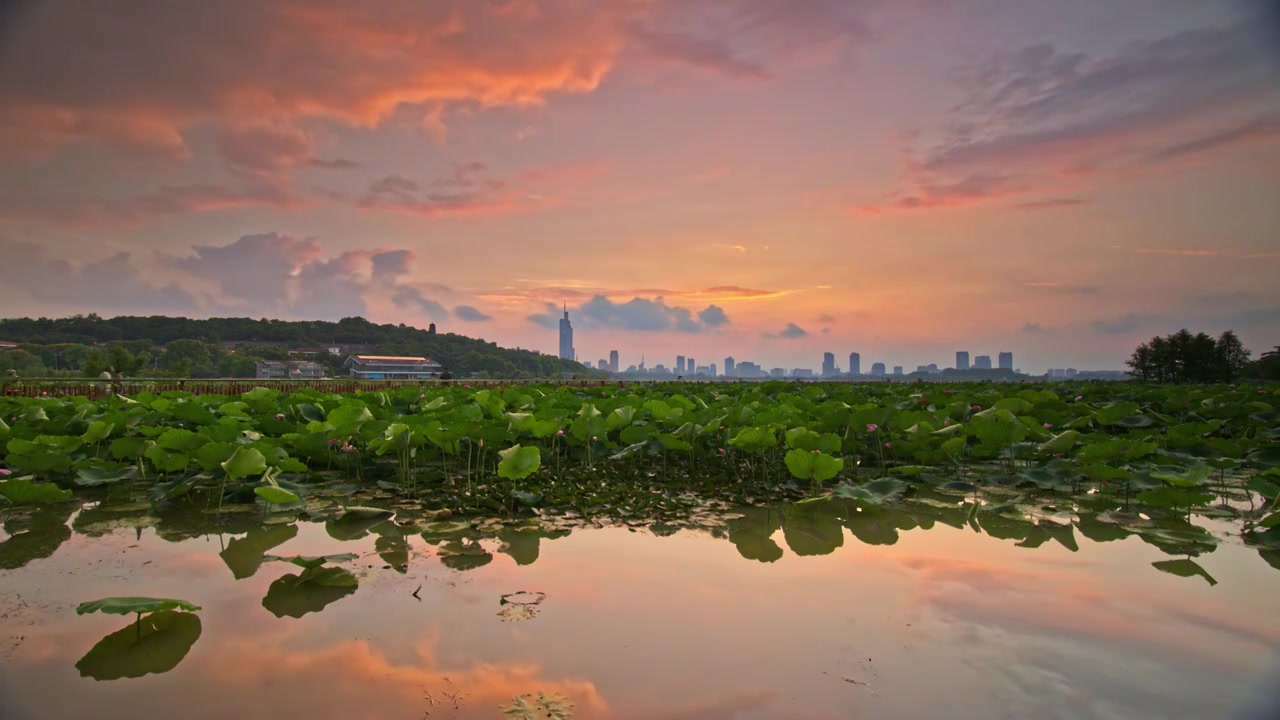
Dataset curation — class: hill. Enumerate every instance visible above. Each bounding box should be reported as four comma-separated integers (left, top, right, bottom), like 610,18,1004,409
0,314,593,379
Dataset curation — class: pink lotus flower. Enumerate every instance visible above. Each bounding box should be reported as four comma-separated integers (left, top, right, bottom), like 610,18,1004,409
884,441,892,448
328,438,341,446
40,392,47,397
556,429,565,436
275,413,285,420
866,424,878,433
1043,423,1053,429
971,405,981,412
718,448,726,455
944,418,951,426
0,469,11,477
419,393,425,399
1075,396,1083,402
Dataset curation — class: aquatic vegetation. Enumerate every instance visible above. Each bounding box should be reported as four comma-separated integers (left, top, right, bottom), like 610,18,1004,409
0,381,1277,574
74,597,203,681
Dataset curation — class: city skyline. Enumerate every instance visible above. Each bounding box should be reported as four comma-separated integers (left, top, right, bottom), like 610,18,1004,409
0,1,1277,374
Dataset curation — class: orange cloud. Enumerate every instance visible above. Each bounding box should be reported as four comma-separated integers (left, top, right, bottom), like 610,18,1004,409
0,0,631,159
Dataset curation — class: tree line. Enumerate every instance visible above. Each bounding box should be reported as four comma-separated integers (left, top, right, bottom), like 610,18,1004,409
1125,329,1271,383
0,314,594,379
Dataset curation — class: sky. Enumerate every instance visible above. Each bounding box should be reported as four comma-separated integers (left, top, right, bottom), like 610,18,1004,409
0,0,1278,374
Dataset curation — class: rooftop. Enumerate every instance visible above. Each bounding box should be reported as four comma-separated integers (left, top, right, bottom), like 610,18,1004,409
349,355,436,363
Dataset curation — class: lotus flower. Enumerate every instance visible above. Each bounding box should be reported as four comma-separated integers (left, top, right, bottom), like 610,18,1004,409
884,441,892,449
328,438,341,446
0,469,11,477
718,448,726,455
557,429,565,436
971,405,981,412
275,413,285,420
1075,396,1083,402
944,418,951,426
866,423,878,433
1043,423,1053,429
812,449,820,453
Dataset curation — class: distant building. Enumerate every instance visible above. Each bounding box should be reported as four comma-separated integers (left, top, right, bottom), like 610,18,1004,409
822,352,836,377
687,357,695,373
558,306,574,361
256,360,325,379
893,366,904,375
345,355,443,380
724,357,736,377
999,351,1014,371
609,350,619,373
676,355,685,374
792,368,814,377
916,365,929,373
1066,368,1078,377
956,351,970,371
737,361,763,378
597,359,608,370
848,352,860,376
709,363,716,377
870,362,886,375
770,367,786,378
974,355,993,369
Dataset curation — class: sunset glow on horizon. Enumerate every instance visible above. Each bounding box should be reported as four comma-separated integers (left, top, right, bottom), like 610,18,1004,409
1,0,1278,372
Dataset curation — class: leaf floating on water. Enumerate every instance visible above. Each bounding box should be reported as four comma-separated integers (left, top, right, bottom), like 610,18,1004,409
502,691,575,719
76,597,202,616
75,610,202,681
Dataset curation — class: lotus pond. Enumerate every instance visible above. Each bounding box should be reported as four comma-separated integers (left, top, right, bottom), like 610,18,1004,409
2,382,1279,718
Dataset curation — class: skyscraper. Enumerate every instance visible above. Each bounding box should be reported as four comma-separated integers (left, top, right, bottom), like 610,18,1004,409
724,357,735,377
974,355,992,369
609,350,619,373
893,366,904,375
871,362,886,375
558,305,574,361
822,352,835,377
848,352,860,376
709,363,716,377
956,351,970,370
676,355,685,374
687,357,695,374
998,351,1013,371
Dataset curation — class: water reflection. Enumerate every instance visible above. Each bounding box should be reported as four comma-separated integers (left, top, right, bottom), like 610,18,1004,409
76,610,202,681
1,493,1279,719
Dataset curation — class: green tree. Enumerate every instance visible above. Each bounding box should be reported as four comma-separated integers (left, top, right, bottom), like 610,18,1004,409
0,349,48,376
1128,329,1254,383
1214,330,1251,382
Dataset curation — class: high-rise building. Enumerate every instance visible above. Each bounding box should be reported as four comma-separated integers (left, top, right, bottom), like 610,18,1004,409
597,359,607,370
974,355,992,369
609,350,619,373
709,363,716,377
870,362,886,375
998,351,1014,371
822,352,836,377
770,367,786,377
956,351,970,371
893,366,904,375
558,305,574,361
737,361,761,377
724,357,735,377
848,352,861,376
688,357,695,373
676,355,685,374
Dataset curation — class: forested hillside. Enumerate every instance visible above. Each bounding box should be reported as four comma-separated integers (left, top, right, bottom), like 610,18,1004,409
0,314,591,379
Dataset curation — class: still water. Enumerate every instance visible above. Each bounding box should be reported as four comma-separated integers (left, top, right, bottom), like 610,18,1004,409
1,500,1278,720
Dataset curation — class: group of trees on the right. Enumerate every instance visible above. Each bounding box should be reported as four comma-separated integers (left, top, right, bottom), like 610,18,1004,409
1126,329,1262,383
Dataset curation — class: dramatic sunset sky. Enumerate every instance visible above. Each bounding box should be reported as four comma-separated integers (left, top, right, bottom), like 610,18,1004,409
1,0,1278,372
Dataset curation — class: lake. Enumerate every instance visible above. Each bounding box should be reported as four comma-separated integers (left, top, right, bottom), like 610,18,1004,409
1,500,1278,720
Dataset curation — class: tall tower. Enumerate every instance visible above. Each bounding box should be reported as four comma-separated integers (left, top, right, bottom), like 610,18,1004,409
609,350,619,373
687,357,695,374
848,352,860,376
822,352,835,377
558,305,574,361
724,356,735,377
956,351,970,371
998,351,1013,371
676,355,685,374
